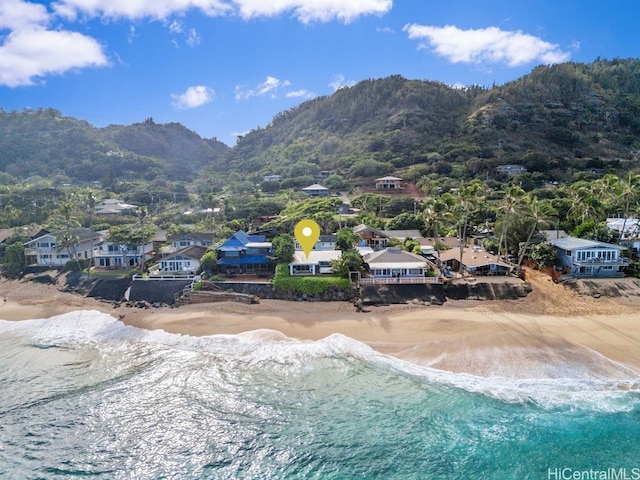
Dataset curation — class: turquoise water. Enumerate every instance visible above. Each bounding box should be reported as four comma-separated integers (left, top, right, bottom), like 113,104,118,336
1,311,639,479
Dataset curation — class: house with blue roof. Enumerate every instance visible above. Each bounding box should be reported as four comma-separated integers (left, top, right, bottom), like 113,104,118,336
216,231,273,275
548,236,629,278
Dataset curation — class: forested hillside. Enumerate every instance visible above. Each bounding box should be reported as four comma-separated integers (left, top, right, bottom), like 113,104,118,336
0,109,229,185
1,59,639,190
218,58,640,186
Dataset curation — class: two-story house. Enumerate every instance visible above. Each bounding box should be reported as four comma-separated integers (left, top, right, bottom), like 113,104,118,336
93,237,154,269
374,176,403,190
548,236,629,278
163,232,216,256
24,228,102,267
216,231,273,275
353,224,389,251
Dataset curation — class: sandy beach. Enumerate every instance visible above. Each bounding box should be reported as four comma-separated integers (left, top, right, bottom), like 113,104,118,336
1,270,639,379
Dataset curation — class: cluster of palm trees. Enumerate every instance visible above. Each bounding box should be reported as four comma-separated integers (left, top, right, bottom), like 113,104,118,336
421,173,640,271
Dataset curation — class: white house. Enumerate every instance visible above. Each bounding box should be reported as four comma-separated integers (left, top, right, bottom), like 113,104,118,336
363,247,430,278
375,176,403,190
163,232,216,255
24,228,102,267
93,238,154,269
157,246,207,273
289,250,342,275
302,184,329,197
293,234,337,251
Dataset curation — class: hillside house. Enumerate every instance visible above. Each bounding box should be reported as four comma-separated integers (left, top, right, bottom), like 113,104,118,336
548,236,629,278
216,231,272,275
302,184,329,197
374,176,403,190
495,165,527,176
95,199,138,216
24,228,102,267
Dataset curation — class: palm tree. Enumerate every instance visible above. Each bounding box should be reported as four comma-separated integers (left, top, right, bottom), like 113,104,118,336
454,181,484,273
517,196,557,267
423,196,453,264
85,190,97,272
496,185,525,260
135,206,149,271
609,173,640,242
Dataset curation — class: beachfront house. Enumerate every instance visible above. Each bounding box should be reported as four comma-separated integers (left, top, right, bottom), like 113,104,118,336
288,250,342,275
363,247,432,279
548,236,629,278
437,246,513,276
156,245,206,274
216,230,273,275
93,237,154,269
24,228,103,267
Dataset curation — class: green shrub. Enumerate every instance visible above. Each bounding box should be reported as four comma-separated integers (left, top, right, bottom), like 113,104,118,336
272,264,351,295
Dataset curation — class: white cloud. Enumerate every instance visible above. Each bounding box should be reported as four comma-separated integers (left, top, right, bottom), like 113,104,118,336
171,85,215,109
376,26,394,34
0,0,49,30
186,28,201,47
286,89,315,99
0,28,108,87
233,0,392,23
52,0,231,21
0,0,109,87
169,20,183,34
235,76,291,100
403,24,571,67
328,74,355,91
127,25,138,44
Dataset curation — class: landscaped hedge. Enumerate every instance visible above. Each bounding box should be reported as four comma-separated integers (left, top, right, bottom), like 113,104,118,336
272,264,351,295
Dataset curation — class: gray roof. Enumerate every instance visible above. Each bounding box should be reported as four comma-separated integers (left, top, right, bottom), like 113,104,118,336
539,230,569,242
364,247,427,268
548,236,625,251
382,230,423,240
302,184,328,191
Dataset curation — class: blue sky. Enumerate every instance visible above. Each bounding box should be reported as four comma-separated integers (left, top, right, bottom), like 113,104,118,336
1,1,639,145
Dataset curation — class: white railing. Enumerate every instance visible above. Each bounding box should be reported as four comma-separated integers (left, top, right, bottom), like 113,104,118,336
359,276,443,285
132,274,196,281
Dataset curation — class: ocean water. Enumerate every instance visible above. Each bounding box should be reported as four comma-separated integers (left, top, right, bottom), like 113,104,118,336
1,311,639,480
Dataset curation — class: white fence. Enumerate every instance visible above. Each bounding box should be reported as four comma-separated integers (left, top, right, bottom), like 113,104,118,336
359,276,443,285
132,274,197,281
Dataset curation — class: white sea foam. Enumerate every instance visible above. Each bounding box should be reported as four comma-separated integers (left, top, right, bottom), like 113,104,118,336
1,310,639,412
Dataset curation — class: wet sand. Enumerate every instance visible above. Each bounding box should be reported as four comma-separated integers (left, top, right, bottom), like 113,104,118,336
1,270,639,379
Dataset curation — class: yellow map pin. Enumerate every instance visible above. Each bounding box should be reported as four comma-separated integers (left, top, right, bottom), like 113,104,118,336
294,219,321,259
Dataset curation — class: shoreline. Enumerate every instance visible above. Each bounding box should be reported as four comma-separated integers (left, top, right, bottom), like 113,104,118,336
1,272,640,379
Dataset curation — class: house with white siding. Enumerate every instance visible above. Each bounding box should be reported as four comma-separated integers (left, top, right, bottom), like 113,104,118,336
24,228,102,267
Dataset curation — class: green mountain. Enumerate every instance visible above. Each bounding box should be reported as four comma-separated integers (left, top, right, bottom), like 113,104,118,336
0,109,230,184
220,59,640,184
1,59,639,189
